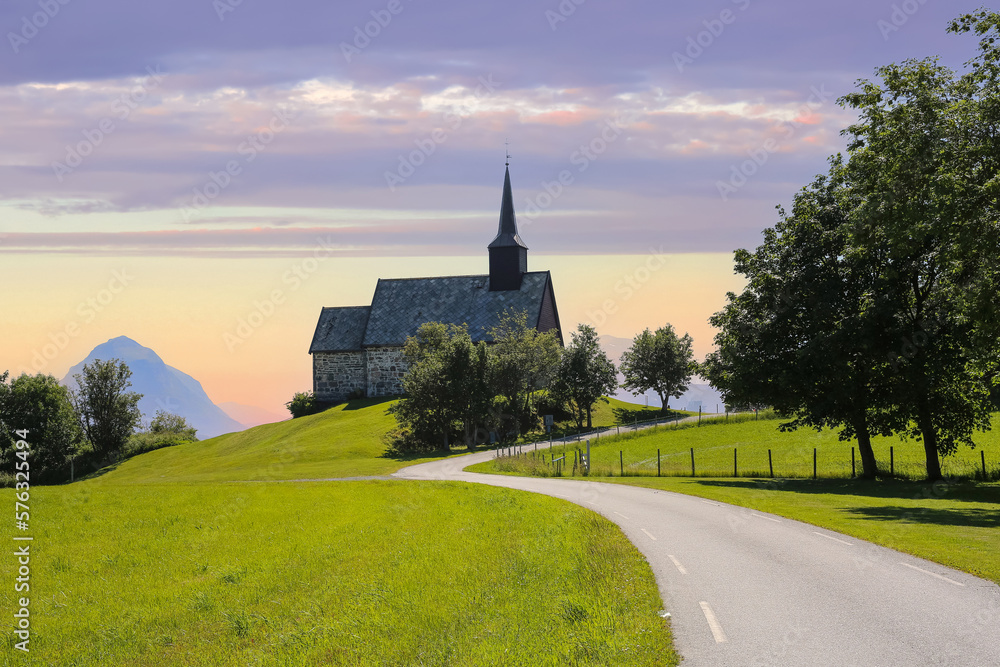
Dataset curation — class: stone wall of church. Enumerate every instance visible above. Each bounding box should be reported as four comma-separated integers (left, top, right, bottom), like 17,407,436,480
366,346,408,397
313,351,367,403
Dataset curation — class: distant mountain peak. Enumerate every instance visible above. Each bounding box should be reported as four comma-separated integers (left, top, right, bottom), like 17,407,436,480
63,337,243,439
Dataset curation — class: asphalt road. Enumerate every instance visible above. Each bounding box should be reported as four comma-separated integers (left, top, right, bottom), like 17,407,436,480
394,451,1000,667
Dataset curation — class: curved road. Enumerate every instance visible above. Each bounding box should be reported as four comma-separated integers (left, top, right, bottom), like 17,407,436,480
394,451,1000,666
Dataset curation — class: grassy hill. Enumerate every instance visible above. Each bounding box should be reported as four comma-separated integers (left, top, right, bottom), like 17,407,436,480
89,397,440,484
1,396,679,666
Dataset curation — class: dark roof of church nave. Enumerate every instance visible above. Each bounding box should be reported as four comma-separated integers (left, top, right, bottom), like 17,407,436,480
309,271,554,353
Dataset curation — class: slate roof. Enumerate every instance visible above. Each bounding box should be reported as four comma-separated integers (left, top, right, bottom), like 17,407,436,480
362,271,553,346
309,272,553,352
308,306,371,353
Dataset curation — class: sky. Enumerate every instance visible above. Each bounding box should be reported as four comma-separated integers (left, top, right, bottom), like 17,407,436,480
0,0,990,415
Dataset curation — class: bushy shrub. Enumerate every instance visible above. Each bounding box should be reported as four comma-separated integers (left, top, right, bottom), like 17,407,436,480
286,391,320,418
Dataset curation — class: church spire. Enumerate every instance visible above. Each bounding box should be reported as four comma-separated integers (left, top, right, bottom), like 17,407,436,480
488,163,528,291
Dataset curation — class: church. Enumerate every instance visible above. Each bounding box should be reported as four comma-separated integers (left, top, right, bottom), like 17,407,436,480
309,165,563,403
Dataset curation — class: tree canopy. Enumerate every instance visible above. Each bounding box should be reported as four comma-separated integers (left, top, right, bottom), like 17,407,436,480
620,325,695,413
551,324,617,429
0,371,83,482
72,359,143,461
704,10,1000,480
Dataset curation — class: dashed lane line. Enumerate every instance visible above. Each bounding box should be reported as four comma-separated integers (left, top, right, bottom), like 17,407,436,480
668,555,687,574
812,531,852,546
900,562,965,587
641,528,657,541
700,601,728,643
614,511,632,521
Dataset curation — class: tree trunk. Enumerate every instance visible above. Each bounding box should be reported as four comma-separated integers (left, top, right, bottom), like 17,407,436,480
851,412,878,479
658,392,668,414
916,401,943,481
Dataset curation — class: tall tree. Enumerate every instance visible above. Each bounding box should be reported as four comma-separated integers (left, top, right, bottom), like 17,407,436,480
389,323,493,451
72,359,143,461
551,325,617,429
839,14,1000,479
0,372,83,482
702,163,897,478
488,309,562,437
619,325,695,412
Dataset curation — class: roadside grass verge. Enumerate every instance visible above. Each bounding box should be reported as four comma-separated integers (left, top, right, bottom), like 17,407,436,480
85,398,461,484
1,481,678,666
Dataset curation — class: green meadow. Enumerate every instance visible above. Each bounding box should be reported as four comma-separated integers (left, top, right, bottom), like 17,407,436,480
1,398,679,666
471,413,1000,584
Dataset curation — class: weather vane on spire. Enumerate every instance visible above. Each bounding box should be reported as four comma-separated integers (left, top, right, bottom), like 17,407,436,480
505,139,511,166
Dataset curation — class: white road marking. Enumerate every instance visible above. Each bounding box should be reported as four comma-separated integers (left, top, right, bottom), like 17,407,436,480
754,514,781,523
668,555,687,574
614,511,631,521
900,562,965,587
641,528,657,541
701,500,721,506
813,531,852,546
585,501,598,505
700,601,728,643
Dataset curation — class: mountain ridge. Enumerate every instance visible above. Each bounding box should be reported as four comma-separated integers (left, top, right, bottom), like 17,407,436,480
62,336,245,439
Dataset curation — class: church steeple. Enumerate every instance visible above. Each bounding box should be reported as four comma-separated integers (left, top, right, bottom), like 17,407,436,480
488,164,528,291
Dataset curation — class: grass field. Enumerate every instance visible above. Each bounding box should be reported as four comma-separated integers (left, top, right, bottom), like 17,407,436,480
1,482,677,666
469,414,1000,585
2,396,681,665
87,398,456,484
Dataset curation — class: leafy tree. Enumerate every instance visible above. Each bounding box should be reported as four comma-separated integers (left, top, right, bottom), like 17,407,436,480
149,411,198,440
488,309,562,437
390,323,493,451
838,13,1000,479
72,359,143,461
0,371,83,483
286,391,319,418
619,325,695,413
127,411,199,458
551,325,617,430
702,163,899,478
